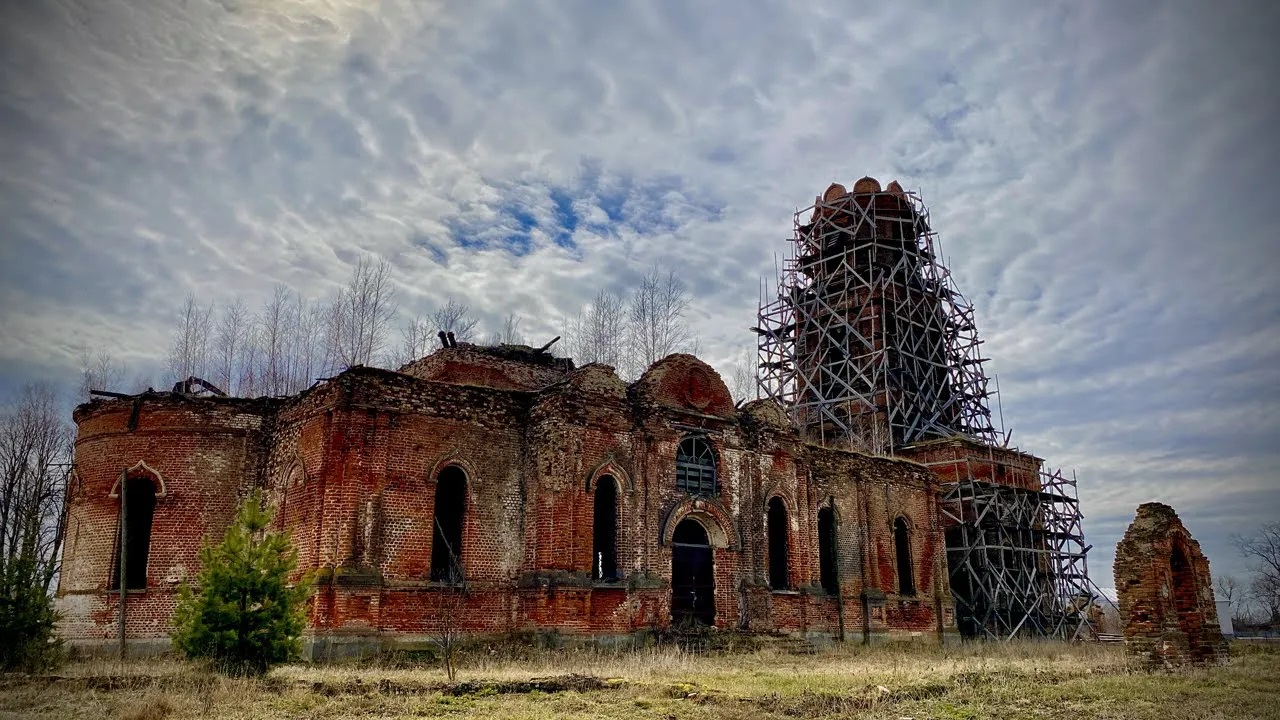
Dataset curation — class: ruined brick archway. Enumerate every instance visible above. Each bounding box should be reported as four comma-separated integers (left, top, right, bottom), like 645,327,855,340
671,518,715,626
1114,502,1228,667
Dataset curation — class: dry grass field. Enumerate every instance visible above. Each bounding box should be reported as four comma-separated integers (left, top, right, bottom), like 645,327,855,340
2,639,1277,720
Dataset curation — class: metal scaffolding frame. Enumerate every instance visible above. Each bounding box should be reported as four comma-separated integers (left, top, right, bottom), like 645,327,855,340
929,451,1094,640
755,181,996,456
755,179,1095,641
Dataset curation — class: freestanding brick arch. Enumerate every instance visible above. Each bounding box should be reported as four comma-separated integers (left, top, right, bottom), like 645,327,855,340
1113,502,1228,667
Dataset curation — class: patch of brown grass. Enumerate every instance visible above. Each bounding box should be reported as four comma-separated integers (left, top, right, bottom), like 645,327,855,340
1,639,1275,719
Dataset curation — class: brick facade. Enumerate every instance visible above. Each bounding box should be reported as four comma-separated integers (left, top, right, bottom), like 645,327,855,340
58,346,959,655
1113,502,1228,667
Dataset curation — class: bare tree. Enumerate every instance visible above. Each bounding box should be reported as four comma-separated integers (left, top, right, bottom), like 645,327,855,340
431,298,478,344
327,255,398,369
729,346,759,404
394,315,436,368
213,299,251,396
78,347,127,399
166,294,213,385
258,285,292,396
626,264,694,378
566,289,626,368
238,322,260,398
1216,574,1239,605
0,383,72,596
129,372,155,394
430,516,466,682
1234,522,1280,623
490,312,524,346
287,292,327,393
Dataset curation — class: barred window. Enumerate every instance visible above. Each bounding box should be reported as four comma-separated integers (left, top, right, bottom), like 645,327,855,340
675,436,717,496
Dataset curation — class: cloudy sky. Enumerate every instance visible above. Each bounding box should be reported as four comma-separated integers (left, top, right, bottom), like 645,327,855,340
1,1,1277,591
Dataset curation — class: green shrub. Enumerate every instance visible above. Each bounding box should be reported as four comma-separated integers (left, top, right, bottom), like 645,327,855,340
170,490,311,676
0,556,63,672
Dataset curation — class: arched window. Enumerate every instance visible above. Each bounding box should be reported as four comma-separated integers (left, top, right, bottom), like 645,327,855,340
112,477,157,591
592,476,619,582
430,466,466,584
675,436,717,497
893,516,915,595
767,497,789,590
818,506,837,593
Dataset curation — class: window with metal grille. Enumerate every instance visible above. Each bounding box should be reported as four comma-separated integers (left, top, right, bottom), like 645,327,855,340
675,436,717,496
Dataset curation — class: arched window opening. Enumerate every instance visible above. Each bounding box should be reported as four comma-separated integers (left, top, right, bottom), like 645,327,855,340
767,497,789,590
893,517,915,595
671,518,715,626
818,506,837,594
592,476,619,582
113,477,157,591
675,436,717,497
430,466,466,584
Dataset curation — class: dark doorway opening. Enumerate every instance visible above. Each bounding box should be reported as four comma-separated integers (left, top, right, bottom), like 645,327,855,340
671,519,715,626
945,525,980,638
767,497,789,590
1170,544,1204,657
113,477,156,590
430,466,466,583
592,476,619,582
818,506,837,593
894,517,915,595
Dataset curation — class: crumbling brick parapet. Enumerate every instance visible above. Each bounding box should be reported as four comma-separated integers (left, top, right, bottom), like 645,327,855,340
1113,502,1228,667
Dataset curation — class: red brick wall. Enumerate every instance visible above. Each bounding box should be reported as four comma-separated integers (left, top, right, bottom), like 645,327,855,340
1114,503,1228,666
57,395,276,640
59,354,957,647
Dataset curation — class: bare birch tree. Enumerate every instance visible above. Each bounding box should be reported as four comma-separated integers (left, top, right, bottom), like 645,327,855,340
78,347,126,399
431,298,478,344
327,255,398,369
566,289,626,368
238,322,261,397
394,315,436,368
258,285,292,396
625,264,694,378
729,346,759,404
213,299,251,396
166,294,213,385
287,293,327,393
488,313,524,346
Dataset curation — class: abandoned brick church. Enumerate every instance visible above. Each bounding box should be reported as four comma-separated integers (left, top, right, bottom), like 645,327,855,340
58,177,1088,655
58,347,959,654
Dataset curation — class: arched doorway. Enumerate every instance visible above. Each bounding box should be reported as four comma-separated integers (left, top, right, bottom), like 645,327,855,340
1170,543,1203,654
113,476,157,591
671,518,715,626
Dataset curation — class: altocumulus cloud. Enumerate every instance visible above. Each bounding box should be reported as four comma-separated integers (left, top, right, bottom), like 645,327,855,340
0,0,1277,585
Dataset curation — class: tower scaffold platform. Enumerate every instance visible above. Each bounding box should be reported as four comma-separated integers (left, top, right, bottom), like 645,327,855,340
754,177,1097,641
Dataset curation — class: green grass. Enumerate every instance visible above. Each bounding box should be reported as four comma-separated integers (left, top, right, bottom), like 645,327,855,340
1,640,1276,719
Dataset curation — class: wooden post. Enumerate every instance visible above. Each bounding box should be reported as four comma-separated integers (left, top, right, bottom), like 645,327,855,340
117,470,127,660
